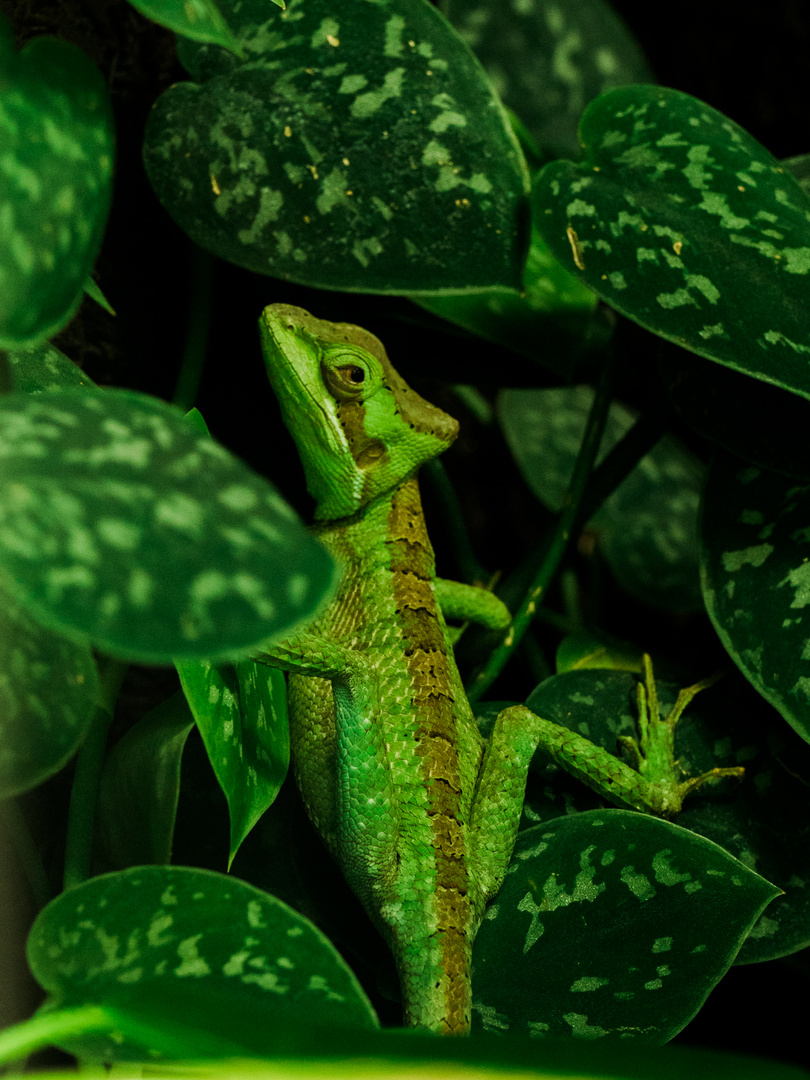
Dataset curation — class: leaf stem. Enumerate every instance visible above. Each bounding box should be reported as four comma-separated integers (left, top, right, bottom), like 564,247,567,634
467,355,616,702
0,1004,110,1067
62,658,127,892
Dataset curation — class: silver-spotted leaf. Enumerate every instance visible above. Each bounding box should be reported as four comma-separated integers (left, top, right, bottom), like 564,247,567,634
524,668,810,963
473,809,779,1041
8,341,96,394
498,385,703,610
142,0,529,293
177,657,290,867
0,20,114,346
445,0,653,160
0,582,98,797
0,389,336,662
700,454,810,745
96,691,196,868
27,864,377,1061
534,85,810,399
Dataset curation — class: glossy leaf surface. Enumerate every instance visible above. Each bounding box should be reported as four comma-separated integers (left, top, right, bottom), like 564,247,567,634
177,657,290,867
498,385,703,610
96,691,196,868
534,85,810,399
445,0,653,159
473,809,778,1040
0,17,114,346
0,583,98,797
143,0,529,293
522,668,810,963
27,865,377,1061
701,453,810,745
8,341,96,393
0,389,336,662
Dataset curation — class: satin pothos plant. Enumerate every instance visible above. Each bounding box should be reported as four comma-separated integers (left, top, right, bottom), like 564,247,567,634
0,0,807,1076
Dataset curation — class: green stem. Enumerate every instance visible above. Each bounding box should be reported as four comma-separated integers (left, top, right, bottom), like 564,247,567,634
62,659,127,892
0,798,52,910
0,1004,110,1067
467,356,616,702
172,247,215,413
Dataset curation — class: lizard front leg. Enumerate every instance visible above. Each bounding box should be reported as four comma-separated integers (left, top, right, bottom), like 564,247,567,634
256,634,399,902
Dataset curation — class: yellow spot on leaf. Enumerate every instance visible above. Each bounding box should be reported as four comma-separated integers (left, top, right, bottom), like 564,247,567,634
673,240,683,255
566,225,586,270
283,126,292,137
211,175,220,195
342,157,350,165
327,34,339,46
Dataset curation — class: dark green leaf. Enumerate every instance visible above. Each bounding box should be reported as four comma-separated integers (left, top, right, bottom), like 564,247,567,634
414,222,608,374
498,386,703,610
177,657,290,867
0,583,98,797
8,341,96,394
96,690,196,868
142,0,529,293
444,0,653,160
700,453,810,745
473,809,779,1041
534,85,810,399
0,19,114,346
26,865,377,1061
523,668,810,963
0,389,337,662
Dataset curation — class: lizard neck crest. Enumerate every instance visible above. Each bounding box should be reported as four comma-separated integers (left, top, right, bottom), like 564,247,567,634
260,304,459,520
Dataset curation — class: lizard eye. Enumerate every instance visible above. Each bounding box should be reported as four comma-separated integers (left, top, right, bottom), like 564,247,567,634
322,355,368,399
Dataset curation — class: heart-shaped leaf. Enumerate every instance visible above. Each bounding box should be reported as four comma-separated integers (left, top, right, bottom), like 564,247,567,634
27,865,377,1061
534,85,810,400
0,16,114,346
128,0,257,54
0,389,336,662
700,453,810,745
142,0,529,293
444,0,653,160
473,809,779,1041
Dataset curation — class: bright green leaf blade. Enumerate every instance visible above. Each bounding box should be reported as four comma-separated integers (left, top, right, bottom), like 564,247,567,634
0,389,337,663
700,454,810,745
127,0,252,55
96,690,196,867
26,865,377,1062
7,341,96,393
445,0,654,160
473,809,779,1041
83,277,115,315
498,385,703,610
142,0,529,293
0,22,114,347
0,582,98,797
534,85,810,400
524,668,810,963
177,657,290,867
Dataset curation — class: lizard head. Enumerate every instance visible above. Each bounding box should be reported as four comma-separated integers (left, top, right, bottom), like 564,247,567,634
259,304,459,521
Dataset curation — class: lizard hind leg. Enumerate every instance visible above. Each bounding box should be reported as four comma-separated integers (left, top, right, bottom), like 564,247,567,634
467,706,545,915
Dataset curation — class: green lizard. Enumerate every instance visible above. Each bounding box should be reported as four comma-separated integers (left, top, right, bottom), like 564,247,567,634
256,304,743,1035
